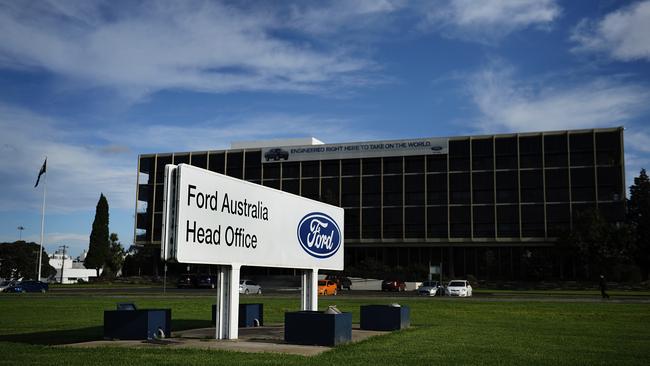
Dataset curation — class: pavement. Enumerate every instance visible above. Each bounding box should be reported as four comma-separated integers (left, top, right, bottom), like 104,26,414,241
65,325,388,356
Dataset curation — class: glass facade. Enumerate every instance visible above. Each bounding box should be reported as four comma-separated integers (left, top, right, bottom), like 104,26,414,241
135,128,626,278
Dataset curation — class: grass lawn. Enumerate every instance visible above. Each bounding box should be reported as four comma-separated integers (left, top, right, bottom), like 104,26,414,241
0,294,648,365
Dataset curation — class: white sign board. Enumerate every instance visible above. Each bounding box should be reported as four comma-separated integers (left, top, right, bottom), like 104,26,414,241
261,137,448,163
162,164,344,270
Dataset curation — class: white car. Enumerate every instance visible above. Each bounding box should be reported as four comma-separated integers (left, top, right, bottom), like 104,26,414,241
239,280,262,295
446,280,473,297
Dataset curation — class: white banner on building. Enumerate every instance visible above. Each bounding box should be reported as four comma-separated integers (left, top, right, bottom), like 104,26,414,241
161,164,344,270
261,137,448,163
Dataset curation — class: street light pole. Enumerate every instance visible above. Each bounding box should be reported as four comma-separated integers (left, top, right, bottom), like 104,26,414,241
59,245,68,284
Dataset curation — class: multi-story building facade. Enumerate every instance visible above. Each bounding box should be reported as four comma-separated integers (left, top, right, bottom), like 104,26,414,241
135,127,625,279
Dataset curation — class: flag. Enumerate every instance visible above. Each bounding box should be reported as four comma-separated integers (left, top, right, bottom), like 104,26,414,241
34,158,47,188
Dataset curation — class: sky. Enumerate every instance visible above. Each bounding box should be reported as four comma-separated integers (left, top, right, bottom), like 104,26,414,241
0,0,649,257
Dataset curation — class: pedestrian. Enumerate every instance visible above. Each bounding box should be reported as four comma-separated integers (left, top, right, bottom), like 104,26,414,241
599,274,610,299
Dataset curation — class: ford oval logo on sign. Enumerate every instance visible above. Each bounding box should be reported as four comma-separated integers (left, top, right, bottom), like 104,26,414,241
297,212,342,258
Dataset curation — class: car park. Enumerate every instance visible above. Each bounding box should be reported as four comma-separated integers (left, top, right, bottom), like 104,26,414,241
318,280,338,295
176,274,197,288
381,279,406,292
239,280,262,294
4,280,49,293
417,280,444,296
446,280,472,297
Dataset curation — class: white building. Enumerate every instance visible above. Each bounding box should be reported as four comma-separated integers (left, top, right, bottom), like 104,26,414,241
49,249,100,284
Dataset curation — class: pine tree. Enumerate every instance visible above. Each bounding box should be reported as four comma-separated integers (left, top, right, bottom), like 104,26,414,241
628,169,650,280
85,193,110,277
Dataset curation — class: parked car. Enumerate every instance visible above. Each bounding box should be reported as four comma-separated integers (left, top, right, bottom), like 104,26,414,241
418,280,444,296
4,280,49,293
239,280,262,294
264,148,289,161
325,275,352,291
318,280,338,295
177,274,197,288
197,275,217,289
0,280,16,293
446,280,473,297
381,279,406,292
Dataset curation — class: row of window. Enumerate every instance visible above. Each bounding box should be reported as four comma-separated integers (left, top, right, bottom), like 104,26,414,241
139,131,622,184
140,165,622,213
136,201,625,243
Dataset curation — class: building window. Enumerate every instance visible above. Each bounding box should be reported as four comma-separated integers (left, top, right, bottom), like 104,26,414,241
449,173,470,204
341,177,360,207
405,207,425,238
497,205,519,237
545,169,569,202
405,174,425,205
362,176,381,207
546,203,569,237
301,161,319,178
322,160,340,177
496,171,518,203
544,134,568,168
473,206,495,238
427,155,447,172
342,159,360,176
449,139,470,171
495,137,517,169
472,139,493,171
362,158,381,175
521,170,543,203
321,177,340,206
450,206,471,238
244,151,261,180
226,152,243,178
208,152,225,174
571,167,595,201
521,204,544,237
383,157,403,174
570,132,594,167
282,162,299,179
362,208,381,238
472,171,494,204
344,208,360,240
427,206,448,238
427,173,447,205
383,175,403,206
405,156,424,173
263,162,280,179
596,131,621,166
519,135,542,169
190,153,208,169
383,207,403,238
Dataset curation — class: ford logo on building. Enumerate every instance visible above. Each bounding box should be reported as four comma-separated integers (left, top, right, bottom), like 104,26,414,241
297,212,341,258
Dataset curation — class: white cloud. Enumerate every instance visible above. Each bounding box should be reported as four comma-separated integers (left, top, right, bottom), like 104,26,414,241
0,104,135,212
0,0,373,99
571,1,650,62
466,63,650,133
421,0,561,42
0,103,376,214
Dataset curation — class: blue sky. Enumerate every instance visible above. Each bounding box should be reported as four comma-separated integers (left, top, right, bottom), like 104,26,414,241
1,0,649,257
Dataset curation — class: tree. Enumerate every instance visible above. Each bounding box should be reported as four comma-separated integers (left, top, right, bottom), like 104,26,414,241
85,193,110,277
0,241,56,280
559,208,635,279
104,233,125,277
628,168,650,280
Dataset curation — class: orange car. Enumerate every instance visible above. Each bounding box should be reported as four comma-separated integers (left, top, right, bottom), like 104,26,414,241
318,280,338,295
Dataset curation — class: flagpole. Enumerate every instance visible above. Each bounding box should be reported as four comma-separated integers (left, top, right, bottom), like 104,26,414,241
37,160,47,281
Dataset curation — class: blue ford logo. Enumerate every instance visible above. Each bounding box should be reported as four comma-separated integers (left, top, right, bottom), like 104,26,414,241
297,212,341,258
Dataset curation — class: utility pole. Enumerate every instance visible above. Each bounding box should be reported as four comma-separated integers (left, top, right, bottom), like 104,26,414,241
59,245,68,284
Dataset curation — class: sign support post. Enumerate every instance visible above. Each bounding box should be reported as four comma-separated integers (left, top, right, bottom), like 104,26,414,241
215,264,241,340
301,269,318,311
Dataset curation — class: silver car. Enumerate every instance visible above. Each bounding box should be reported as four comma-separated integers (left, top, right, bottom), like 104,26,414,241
418,280,444,296
239,280,262,295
